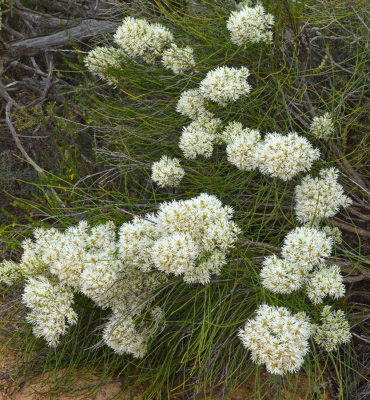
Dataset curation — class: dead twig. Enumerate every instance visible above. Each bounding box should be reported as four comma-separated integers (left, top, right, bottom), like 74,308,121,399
5,101,44,174
239,238,281,253
5,101,65,206
331,219,370,239
343,274,370,284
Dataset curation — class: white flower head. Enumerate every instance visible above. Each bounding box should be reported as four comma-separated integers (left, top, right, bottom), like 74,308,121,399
255,132,320,181
161,43,196,74
179,113,221,159
295,168,352,224
225,125,261,171
151,232,200,276
306,265,345,304
102,312,148,358
227,2,274,45
22,276,77,347
118,216,161,272
176,88,207,120
261,254,307,294
114,17,173,63
221,121,247,144
199,66,251,106
184,250,226,285
282,226,333,271
322,226,342,244
310,113,334,138
151,156,185,187
84,46,124,84
238,305,312,375
313,306,351,351
179,128,214,159
0,260,22,285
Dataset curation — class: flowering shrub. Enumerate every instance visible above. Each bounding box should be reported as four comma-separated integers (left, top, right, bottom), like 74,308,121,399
0,195,239,354
1,1,364,395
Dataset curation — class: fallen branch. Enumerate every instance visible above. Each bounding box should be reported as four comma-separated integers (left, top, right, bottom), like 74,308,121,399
331,219,370,239
2,19,116,60
343,274,370,283
239,238,281,253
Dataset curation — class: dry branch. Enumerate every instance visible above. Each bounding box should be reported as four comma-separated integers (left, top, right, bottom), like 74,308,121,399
331,219,370,239
5,101,44,173
2,19,116,60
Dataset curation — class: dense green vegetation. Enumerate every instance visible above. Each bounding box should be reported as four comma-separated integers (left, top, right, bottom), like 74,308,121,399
0,1,368,398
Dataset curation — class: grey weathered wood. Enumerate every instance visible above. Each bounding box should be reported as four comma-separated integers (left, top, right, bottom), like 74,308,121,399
2,19,117,60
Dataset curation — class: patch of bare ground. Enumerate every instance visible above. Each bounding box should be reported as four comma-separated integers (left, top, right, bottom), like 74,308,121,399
0,345,332,400
0,364,132,400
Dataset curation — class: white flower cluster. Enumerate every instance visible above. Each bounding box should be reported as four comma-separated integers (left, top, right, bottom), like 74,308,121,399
310,112,334,138
261,227,345,304
84,46,124,84
175,106,320,181
314,306,352,351
255,132,320,181
0,260,21,285
227,2,274,45
223,122,261,171
0,221,167,357
199,66,251,106
295,168,352,224
176,89,207,120
306,265,345,304
238,305,312,375
179,113,222,159
119,194,240,284
261,255,306,294
251,217,352,372
85,17,196,83
281,226,332,268
103,306,165,358
161,43,196,74
151,156,185,187
103,313,148,358
113,17,174,64
322,226,342,244
174,66,261,171
22,276,77,347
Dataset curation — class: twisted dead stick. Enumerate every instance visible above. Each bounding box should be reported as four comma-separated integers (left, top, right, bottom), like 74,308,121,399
239,238,280,253
5,101,44,173
5,101,65,206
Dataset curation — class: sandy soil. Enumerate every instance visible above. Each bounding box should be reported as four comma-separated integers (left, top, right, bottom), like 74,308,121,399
0,341,332,400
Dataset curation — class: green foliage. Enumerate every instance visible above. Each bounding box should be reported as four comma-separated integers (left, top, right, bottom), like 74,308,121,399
1,0,368,398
